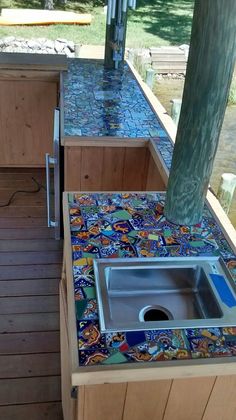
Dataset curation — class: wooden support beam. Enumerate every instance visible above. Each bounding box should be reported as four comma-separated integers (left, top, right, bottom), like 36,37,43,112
164,0,236,225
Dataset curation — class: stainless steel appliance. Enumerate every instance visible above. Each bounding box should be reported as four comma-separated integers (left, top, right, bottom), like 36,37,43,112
45,108,63,240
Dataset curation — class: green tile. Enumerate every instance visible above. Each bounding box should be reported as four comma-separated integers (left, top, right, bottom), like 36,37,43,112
68,193,74,204
112,210,132,220
84,287,96,299
75,300,87,320
132,199,145,207
82,252,96,259
128,230,138,238
189,240,205,248
163,229,172,237
102,351,128,365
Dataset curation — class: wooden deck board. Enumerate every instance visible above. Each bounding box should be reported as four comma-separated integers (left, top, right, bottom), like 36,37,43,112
0,402,63,420
0,264,62,279
0,376,61,405
0,331,60,354
0,250,62,265
0,228,56,239
0,353,60,378
0,169,63,418
0,239,62,251
0,295,59,314
0,217,48,228
0,312,59,333
0,278,60,296
0,210,47,220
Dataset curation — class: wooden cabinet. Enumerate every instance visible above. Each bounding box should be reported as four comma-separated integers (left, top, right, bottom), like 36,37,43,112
60,276,236,420
64,144,166,192
0,71,58,167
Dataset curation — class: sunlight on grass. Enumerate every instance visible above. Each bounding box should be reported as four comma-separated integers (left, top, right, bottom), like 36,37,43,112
0,0,194,48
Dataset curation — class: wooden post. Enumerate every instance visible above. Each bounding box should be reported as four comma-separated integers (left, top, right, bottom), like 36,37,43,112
164,0,236,225
145,68,155,90
217,173,236,215
170,99,182,126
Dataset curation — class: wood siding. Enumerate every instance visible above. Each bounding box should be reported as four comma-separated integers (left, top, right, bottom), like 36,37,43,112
0,79,57,167
65,145,166,192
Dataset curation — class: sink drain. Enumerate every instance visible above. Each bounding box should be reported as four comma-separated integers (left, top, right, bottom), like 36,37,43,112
139,305,173,322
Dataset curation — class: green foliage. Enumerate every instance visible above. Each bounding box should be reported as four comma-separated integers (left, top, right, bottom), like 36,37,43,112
0,0,194,48
228,79,236,105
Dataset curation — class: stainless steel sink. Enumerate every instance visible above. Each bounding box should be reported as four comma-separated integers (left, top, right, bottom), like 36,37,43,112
93,257,236,332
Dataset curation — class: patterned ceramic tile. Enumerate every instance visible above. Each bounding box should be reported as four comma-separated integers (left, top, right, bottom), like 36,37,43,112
63,60,172,149
67,192,236,367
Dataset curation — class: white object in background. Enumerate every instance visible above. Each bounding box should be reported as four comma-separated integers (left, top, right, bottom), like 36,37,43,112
217,173,236,215
103,5,107,14
128,0,133,7
132,0,136,9
107,0,112,24
179,44,189,60
145,68,155,90
170,98,182,126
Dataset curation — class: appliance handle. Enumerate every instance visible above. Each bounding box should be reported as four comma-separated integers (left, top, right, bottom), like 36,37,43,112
45,152,56,228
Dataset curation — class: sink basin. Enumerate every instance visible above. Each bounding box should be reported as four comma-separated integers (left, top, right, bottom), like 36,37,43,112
93,257,236,332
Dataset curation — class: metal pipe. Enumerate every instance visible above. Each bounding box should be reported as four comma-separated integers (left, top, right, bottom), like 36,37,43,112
117,0,122,23
111,0,116,19
45,153,52,228
122,0,128,12
107,0,112,25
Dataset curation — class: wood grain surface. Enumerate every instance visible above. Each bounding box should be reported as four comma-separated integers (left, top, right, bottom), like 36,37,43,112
0,169,63,419
164,0,236,225
0,79,57,166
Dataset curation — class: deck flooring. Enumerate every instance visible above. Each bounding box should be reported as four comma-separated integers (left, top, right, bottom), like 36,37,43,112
0,169,63,420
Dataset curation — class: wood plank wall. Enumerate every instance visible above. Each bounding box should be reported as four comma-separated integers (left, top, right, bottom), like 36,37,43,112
0,76,58,167
65,145,166,192
75,377,236,420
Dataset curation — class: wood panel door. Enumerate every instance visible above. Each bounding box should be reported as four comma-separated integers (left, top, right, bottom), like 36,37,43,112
0,80,57,166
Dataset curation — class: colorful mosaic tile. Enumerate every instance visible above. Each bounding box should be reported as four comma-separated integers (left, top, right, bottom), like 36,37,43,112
67,192,236,367
63,60,172,150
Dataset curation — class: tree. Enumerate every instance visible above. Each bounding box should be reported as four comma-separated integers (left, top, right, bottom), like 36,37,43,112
164,0,236,225
44,0,54,10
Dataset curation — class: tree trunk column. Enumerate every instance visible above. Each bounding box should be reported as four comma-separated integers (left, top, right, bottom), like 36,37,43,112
164,0,236,226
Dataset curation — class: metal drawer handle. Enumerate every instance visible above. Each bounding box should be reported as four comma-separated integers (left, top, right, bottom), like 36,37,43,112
45,152,57,228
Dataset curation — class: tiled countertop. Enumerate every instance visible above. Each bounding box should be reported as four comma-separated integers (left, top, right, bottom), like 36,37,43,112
66,192,236,367
62,59,174,171
63,59,167,138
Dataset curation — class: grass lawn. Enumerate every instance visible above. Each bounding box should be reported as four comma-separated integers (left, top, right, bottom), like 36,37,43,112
0,0,194,48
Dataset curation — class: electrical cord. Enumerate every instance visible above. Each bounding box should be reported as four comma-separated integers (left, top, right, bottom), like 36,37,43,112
0,176,46,208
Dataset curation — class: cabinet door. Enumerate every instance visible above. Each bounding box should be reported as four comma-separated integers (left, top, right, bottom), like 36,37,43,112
0,80,57,166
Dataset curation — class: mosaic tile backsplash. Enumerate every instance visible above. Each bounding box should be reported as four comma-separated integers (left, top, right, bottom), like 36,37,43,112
67,192,236,367
63,59,167,138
